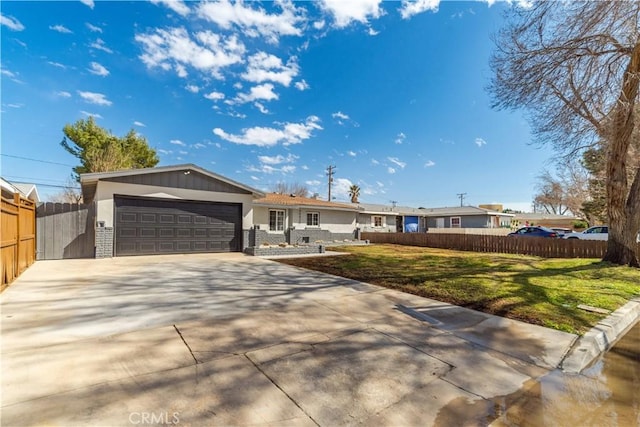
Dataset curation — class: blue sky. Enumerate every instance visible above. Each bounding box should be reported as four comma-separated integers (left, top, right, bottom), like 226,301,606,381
1,0,550,210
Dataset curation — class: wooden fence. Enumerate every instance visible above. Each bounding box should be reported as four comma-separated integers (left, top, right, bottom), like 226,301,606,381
361,232,640,259
2,194,36,289
36,202,96,260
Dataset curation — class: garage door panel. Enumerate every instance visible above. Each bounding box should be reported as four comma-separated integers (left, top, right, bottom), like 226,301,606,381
114,196,242,256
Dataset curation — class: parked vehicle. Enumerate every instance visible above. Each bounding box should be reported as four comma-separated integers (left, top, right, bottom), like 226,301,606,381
564,226,640,242
564,226,608,241
508,226,560,238
551,228,573,237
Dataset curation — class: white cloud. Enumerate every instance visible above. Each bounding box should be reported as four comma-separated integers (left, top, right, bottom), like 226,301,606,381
90,38,113,53
48,61,67,69
306,180,321,186
371,159,380,165
294,79,310,91
313,20,325,30
1,14,25,31
1,69,16,78
235,83,278,104
195,0,305,44
193,143,206,149
86,23,102,33
254,102,270,114
133,121,146,127
251,176,260,181
50,24,73,34
179,150,188,155
424,160,435,167
332,177,353,200
387,157,406,169
387,167,396,174
213,115,322,147
6,103,23,108
319,0,384,28
151,0,190,16
347,150,356,157
475,137,487,147
56,91,71,98
170,139,186,146
332,111,349,121
399,0,440,19
185,85,200,93
80,111,102,119
78,91,112,106
157,149,172,155
258,153,298,165
241,51,298,87
175,63,188,77
301,165,309,170
367,27,379,36
88,62,109,76
247,163,296,175
204,91,225,101
80,0,95,9
135,27,246,79
394,132,406,144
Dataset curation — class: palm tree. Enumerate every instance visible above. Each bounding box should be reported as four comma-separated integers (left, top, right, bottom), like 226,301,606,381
349,184,360,203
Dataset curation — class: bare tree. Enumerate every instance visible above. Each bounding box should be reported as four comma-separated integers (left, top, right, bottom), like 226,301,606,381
48,177,83,203
533,163,589,216
490,2,640,266
271,182,309,197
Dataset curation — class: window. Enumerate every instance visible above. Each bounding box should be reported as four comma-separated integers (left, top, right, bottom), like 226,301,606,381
450,217,461,228
306,212,319,227
269,210,285,231
373,216,383,227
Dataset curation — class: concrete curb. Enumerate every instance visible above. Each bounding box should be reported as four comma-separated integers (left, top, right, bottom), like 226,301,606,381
560,297,640,373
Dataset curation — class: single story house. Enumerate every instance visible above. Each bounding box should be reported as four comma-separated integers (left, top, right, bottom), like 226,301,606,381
512,213,583,230
252,193,359,245
420,206,514,229
8,182,41,203
80,164,264,257
355,203,429,233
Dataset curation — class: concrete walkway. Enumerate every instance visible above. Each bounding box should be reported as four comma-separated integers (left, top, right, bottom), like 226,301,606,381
1,254,577,426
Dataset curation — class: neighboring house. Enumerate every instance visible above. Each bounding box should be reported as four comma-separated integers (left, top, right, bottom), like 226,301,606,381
8,182,40,203
355,203,429,233
80,164,264,257
420,206,514,229
252,193,359,245
512,213,583,230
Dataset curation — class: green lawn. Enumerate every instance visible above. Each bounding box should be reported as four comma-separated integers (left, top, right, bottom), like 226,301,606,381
277,244,640,334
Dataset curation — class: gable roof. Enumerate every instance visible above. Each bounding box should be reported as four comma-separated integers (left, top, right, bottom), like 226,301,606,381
10,182,41,203
80,164,264,202
254,193,358,211
1,178,41,202
417,206,514,217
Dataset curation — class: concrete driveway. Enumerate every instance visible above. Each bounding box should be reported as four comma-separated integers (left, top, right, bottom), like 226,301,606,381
1,253,577,426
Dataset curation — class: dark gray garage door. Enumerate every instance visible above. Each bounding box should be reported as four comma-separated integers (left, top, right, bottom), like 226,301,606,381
114,196,242,256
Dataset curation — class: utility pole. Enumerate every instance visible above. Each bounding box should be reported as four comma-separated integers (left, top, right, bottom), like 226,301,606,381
326,165,336,201
457,193,467,207
390,200,397,209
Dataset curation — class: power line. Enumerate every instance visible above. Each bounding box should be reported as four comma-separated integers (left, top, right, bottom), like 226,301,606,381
1,154,74,167
457,192,467,207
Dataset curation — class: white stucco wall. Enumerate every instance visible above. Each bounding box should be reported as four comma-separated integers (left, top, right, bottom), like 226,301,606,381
95,181,255,228
253,206,356,233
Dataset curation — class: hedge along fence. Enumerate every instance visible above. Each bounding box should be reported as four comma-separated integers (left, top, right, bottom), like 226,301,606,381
2,194,36,289
360,232,640,259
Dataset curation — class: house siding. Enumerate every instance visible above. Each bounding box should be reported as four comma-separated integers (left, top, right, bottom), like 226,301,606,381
252,206,357,245
357,213,397,232
427,215,491,229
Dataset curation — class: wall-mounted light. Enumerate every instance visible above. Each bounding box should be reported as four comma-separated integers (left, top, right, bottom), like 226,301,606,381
184,171,191,175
